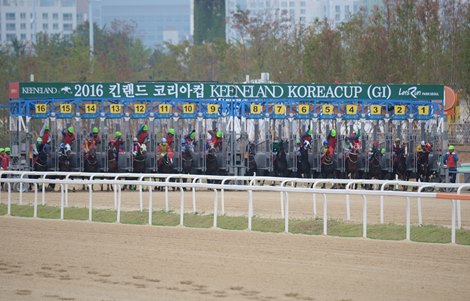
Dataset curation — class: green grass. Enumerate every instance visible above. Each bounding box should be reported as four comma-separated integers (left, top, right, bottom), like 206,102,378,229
1,203,469,245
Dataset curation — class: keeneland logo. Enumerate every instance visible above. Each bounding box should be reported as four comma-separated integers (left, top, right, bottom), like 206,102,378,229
61,86,72,94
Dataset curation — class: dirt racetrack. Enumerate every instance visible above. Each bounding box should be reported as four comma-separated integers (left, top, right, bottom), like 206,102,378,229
1,189,470,300
1,217,470,301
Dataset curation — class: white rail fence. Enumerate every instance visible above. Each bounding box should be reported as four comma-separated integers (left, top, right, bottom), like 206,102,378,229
1,171,469,244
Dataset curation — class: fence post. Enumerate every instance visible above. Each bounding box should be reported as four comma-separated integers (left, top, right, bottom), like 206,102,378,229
33,183,38,218
312,193,317,218
88,184,93,222
116,185,121,223
7,183,11,216
248,189,253,231
362,194,367,239
323,193,327,235
148,186,153,225
451,199,456,244
406,196,411,241
60,184,64,220
179,187,184,226
284,191,289,233
213,189,218,228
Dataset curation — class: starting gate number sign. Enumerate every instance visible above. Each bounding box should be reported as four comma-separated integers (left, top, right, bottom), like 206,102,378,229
159,104,171,114
370,105,381,115
183,103,195,114
394,105,405,115
85,104,97,113
35,104,47,114
418,105,429,115
274,104,286,115
250,104,262,114
322,104,334,114
346,105,357,115
60,104,72,113
298,104,309,114
134,104,146,114
207,104,219,114
110,104,121,114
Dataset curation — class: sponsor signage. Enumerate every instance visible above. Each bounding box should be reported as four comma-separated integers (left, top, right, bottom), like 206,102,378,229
13,82,444,101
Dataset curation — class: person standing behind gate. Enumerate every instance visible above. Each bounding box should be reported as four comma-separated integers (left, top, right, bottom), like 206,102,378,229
166,128,175,148
137,124,150,145
109,131,125,160
61,126,76,148
443,145,459,183
40,123,52,145
326,129,337,150
3,147,11,170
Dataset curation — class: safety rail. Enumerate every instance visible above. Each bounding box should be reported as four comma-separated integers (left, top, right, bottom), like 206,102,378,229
1,171,469,244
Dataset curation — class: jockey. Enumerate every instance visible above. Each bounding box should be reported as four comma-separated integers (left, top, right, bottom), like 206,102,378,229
443,145,459,183
301,128,313,144
368,141,384,159
40,123,51,145
132,137,147,156
208,129,223,150
184,130,197,145
32,137,45,165
348,130,361,150
272,139,280,154
392,137,405,159
62,126,76,146
326,129,337,150
321,140,333,159
158,137,170,157
109,131,125,159
137,124,150,145
166,128,175,148
84,127,101,155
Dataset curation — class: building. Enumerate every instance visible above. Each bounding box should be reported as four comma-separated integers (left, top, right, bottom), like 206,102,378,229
225,0,385,42
90,0,193,49
0,0,80,45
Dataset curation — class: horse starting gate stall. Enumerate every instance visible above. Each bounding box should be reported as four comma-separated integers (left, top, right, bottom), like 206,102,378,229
8,82,445,180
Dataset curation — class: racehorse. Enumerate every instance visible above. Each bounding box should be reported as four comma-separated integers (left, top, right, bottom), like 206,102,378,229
132,147,146,174
321,146,336,181
368,150,383,180
157,153,175,190
107,143,118,173
206,144,219,184
273,140,289,177
296,142,311,178
345,143,360,180
84,142,99,173
366,150,384,190
393,148,409,186
416,151,430,182
33,144,50,172
180,143,194,188
245,142,257,177
49,144,71,191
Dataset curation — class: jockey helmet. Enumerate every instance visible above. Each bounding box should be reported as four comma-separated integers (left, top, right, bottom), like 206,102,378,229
323,140,329,146
68,126,74,134
216,130,223,138
449,145,455,151
373,141,379,147
0,148,4,153
190,131,196,140
5,147,10,152
115,131,122,137
141,144,147,152
426,143,432,149
421,140,425,146
64,144,71,152
37,137,43,143
142,124,148,131
45,124,50,130
381,148,386,154
168,128,175,135
394,137,401,142
133,137,138,142
93,127,99,134
307,129,312,136
330,129,336,137
161,137,167,143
